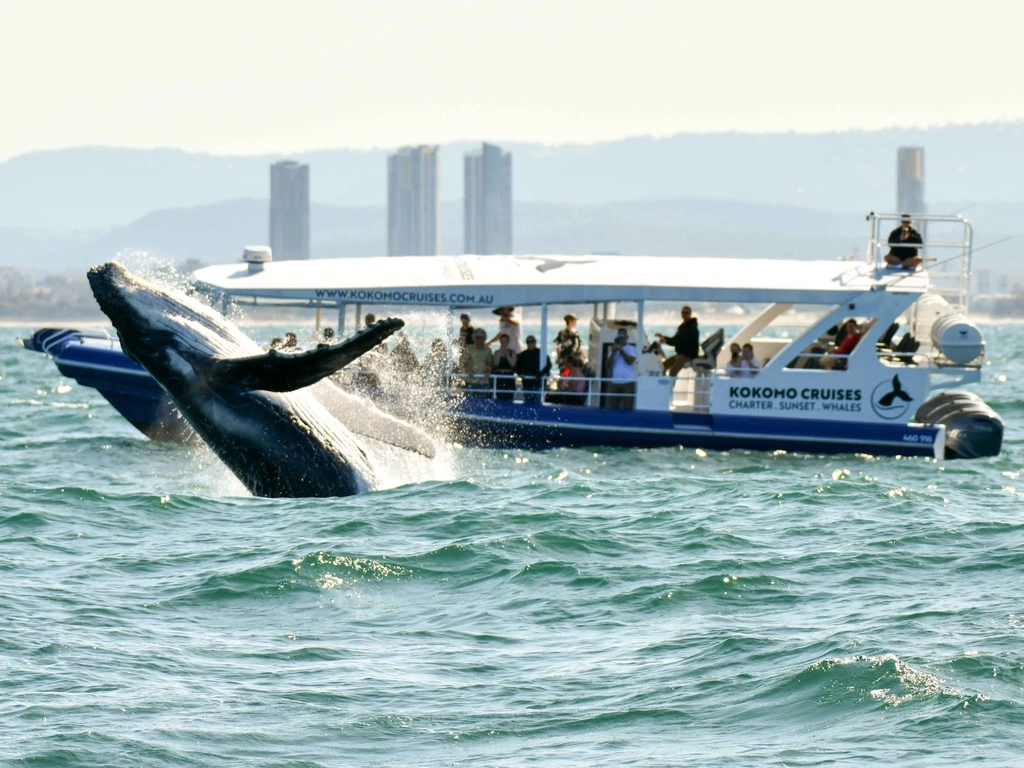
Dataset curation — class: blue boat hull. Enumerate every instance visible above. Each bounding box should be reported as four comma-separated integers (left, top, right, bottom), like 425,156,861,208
26,328,942,458
451,396,940,457
24,329,197,443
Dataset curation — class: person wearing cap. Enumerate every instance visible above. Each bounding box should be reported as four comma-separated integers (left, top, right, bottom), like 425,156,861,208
605,328,637,409
515,334,552,403
885,214,923,270
656,306,700,376
461,328,493,393
554,313,583,369
488,306,524,353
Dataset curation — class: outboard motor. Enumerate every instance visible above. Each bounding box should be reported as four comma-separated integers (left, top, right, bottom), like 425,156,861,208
915,391,1003,459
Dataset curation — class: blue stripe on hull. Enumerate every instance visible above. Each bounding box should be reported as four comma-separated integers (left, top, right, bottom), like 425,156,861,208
452,399,939,457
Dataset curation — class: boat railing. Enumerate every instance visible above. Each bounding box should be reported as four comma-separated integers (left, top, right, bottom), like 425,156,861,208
865,211,973,313
329,365,736,414
333,368,652,409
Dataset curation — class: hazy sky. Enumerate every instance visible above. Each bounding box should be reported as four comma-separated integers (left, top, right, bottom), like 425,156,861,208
2,0,1022,161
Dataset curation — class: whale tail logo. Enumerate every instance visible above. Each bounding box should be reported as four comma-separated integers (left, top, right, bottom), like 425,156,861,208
877,375,913,407
871,374,914,419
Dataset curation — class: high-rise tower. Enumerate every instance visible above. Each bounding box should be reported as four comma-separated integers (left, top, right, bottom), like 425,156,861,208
269,161,310,261
897,147,925,214
387,146,439,256
464,143,512,255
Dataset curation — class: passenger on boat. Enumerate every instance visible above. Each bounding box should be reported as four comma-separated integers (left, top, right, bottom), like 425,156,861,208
606,329,637,410
557,353,588,406
354,342,387,393
831,317,856,347
489,306,524,353
458,312,475,346
821,320,862,370
515,335,552,403
320,327,335,343
390,333,420,373
656,306,700,376
554,313,583,369
268,337,284,350
283,332,299,351
364,313,377,327
884,214,923,270
729,343,761,378
423,339,449,387
462,329,493,393
492,333,518,400
725,343,743,377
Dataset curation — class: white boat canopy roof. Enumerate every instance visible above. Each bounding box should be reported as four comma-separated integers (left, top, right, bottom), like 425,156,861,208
192,254,929,309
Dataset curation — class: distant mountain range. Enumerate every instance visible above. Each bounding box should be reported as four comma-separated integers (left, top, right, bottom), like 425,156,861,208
0,123,1021,280
3,123,1024,232
1,197,1020,281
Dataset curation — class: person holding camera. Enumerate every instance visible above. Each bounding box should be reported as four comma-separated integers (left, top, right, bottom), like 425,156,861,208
884,214,923,270
605,329,637,410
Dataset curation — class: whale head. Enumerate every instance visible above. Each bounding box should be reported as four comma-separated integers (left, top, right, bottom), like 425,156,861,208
87,262,261,394
87,261,415,498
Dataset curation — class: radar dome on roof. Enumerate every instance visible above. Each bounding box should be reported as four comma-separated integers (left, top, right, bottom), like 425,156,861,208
243,246,272,263
242,246,272,273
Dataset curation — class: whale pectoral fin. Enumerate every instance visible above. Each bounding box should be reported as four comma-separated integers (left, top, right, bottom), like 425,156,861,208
211,318,404,392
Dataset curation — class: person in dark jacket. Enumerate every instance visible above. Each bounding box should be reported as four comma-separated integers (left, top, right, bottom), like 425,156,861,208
515,335,552,403
884,214,923,269
457,312,475,346
656,306,700,376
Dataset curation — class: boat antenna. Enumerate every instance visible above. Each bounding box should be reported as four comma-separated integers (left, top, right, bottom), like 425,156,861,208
970,235,1015,255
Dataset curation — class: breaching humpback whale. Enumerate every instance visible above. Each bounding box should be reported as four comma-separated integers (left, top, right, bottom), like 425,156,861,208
87,261,433,498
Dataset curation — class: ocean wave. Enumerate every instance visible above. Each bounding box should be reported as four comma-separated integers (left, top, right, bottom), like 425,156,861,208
783,654,972,711
0,510,49,529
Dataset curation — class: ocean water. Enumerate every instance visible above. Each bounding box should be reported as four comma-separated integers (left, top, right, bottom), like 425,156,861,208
2,323,1024,767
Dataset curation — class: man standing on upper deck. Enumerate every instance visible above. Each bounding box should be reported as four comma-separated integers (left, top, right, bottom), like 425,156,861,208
885,214,923,270
656,306,700,376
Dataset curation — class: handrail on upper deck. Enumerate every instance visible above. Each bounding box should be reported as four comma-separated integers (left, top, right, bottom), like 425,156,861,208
865,211,973,313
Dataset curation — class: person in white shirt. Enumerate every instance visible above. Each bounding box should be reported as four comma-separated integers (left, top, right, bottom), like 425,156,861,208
605,329,637,409
488,306,524,353
730,343,761,378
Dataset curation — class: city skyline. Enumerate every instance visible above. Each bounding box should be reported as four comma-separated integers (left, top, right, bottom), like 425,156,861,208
2,1,1023,162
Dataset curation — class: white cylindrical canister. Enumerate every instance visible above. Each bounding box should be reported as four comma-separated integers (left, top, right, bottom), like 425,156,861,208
930,313,984,365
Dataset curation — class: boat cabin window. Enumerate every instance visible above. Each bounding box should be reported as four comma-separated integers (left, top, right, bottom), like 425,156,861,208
785,316,884,371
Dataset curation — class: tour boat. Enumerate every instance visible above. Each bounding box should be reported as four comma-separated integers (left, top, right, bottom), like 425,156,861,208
24,212,1003,459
